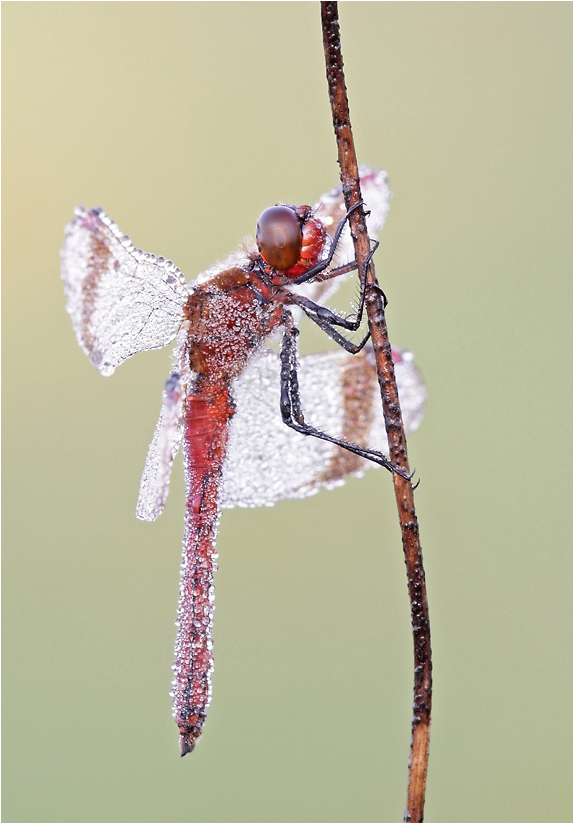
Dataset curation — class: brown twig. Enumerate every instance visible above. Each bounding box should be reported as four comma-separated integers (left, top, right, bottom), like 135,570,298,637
320,3,432,820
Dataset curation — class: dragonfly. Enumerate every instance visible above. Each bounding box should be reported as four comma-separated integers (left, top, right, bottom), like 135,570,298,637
61,166,426,756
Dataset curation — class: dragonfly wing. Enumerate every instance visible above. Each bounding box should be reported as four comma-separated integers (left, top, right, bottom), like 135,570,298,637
221,345,426,508
61,206,188,376
136,366,186,522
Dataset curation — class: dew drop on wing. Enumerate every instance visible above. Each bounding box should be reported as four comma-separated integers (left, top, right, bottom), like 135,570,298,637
100,362,115,377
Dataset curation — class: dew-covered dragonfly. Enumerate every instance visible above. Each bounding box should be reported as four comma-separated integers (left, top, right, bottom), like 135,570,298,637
61,166,426,755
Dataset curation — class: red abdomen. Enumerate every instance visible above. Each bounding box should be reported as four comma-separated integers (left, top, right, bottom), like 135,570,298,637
171,384,234,755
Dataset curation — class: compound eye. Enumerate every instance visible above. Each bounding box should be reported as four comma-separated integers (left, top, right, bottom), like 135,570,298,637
256,206,302,271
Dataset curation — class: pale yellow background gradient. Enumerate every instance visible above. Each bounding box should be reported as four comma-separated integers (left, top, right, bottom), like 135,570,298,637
3,3,571,822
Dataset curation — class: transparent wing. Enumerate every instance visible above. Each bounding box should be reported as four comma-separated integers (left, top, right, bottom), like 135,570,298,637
136,370,185,522
61,206,188,376
221,344,426,508
136,343,189,522
296,165,392,307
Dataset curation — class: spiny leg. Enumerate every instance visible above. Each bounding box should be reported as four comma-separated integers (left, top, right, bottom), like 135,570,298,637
289,241,380,341
279,313,410,479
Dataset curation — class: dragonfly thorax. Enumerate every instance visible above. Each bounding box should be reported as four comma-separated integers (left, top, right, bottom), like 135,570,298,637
184,268,281,384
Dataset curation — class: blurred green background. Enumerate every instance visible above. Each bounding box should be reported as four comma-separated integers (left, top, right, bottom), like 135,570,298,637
3,3,571,822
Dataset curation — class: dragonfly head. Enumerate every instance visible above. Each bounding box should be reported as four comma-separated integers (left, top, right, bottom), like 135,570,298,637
256,205,302,271
256,204,326,279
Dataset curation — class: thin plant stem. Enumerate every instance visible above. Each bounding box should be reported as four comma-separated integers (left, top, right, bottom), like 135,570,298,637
320,3,432,820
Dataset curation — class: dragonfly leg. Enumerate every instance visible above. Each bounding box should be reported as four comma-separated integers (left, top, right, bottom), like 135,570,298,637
289,241,380,343
301,304,371,353
279,314,411,479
